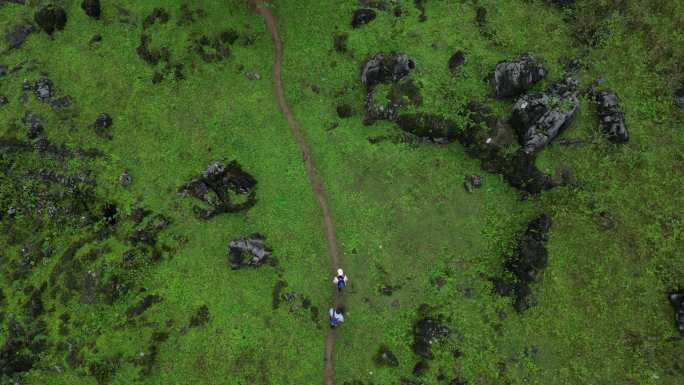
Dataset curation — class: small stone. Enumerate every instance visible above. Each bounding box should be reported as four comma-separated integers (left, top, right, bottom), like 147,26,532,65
463,175,482,193
119,170,132,187
7,207,17,218
81,0,101,19
336,104,352,118
22,79,31,91
413,361,429,376
245,71,260,81
92,113,113,139
33,76,54,101
374,345,399,367
0,96,8,106
448,51,466,74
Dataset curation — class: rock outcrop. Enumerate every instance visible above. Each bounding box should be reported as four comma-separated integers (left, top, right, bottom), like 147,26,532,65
180,160,257,219
228,233,272,269
511,79,580,154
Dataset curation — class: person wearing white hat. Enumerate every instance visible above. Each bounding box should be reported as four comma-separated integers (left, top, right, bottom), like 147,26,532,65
332,268,348,292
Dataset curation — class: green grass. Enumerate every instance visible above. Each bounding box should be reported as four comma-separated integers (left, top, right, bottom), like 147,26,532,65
1,0,683,384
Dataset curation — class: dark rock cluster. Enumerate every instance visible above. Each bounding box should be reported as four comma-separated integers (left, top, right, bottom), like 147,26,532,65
490,54,547,99
22,111,44,139
180,160,257,219
494,214,552,312
228,233,272,269
395,113,459,144
412,316,449,359
669,292,684,333
511,78,580,154
594,90,629,143
34,4,67,35
352,9,376,28
81,0,101,19
91,112,113,139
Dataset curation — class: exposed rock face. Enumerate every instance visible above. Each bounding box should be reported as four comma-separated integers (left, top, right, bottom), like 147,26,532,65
669,292,684,333
34,5,67,35
460,102,556,194
448,51,466,74
6,23,35,48
490,54,547,99
361,53,415,88
412,317,449,359
511,78,580,154
180,160,257,219
595,90,628,143
352,9,376,28
374,345,399,367
33,76,54,101
228,233,272,269
494,214,552,312
81,0,101,19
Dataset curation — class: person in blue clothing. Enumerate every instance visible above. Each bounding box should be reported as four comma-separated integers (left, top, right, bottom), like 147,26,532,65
329,307,344,328
332,268,348,292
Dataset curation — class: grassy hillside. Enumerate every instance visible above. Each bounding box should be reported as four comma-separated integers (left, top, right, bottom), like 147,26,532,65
1,1,682,385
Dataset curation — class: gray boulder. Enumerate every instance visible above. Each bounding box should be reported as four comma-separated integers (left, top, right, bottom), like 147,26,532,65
490,54,547,99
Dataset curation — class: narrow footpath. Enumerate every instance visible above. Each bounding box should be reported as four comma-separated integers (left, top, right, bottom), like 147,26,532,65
250,2,342,384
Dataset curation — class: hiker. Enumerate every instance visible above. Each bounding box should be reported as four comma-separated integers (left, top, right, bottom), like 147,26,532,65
333,268,348,292
329,307,344,328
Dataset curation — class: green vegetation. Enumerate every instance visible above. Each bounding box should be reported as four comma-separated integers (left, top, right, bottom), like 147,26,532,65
1,1,682,385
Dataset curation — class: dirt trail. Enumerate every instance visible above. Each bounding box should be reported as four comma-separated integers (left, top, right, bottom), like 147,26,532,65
250,1,341,384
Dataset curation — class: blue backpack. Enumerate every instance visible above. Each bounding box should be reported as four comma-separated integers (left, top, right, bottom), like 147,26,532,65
337,275,346,289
